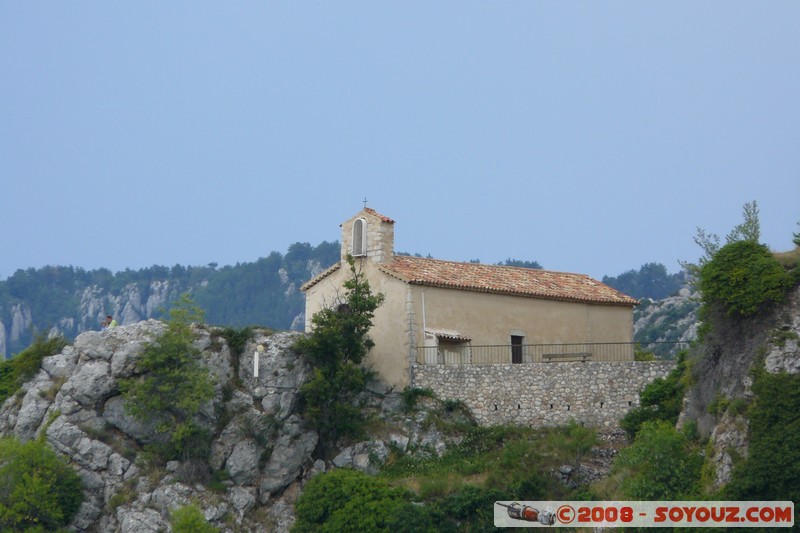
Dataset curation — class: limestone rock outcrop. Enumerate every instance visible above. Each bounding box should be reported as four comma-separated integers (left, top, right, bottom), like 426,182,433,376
0,322,321,532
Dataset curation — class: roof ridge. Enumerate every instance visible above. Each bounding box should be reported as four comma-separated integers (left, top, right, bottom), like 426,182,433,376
392,255,594,278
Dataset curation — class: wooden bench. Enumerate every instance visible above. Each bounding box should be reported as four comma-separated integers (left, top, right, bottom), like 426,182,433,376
543,352,592,363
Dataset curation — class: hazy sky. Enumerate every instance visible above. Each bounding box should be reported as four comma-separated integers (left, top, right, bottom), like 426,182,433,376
2,3,799,281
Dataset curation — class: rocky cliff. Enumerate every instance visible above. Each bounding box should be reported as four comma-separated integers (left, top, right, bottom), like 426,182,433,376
0,321,463,532
678,285,800,489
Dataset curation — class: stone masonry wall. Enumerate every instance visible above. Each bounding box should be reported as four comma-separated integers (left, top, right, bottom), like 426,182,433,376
411,361,676,427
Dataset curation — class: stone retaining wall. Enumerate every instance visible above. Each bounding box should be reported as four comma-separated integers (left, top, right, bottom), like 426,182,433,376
411,361,676,427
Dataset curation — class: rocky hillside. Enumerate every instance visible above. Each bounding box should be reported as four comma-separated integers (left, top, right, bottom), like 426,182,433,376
0,321,469,532
633,287,700,357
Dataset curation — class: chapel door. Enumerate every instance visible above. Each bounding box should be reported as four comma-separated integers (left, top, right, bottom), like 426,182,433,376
511,335,523,364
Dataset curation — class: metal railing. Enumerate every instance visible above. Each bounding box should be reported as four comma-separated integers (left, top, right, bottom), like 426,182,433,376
414,341,689,365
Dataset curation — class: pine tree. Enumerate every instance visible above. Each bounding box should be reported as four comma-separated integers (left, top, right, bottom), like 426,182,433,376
295,256,385,457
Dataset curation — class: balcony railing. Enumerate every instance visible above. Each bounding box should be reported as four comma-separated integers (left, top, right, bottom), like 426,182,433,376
414,341,689,365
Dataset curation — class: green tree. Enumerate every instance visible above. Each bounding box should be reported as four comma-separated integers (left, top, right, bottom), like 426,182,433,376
613,421,702,500
119,294,215,464
682,200,762,278
726,200,761,244
699,240,794,317
295,256,385,457
0,437,84,532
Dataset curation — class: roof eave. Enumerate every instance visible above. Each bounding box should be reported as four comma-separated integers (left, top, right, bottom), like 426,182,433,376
300,262,342,292
404,279,638,306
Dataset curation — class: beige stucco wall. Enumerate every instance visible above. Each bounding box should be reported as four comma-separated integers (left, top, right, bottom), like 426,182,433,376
409,284,633,346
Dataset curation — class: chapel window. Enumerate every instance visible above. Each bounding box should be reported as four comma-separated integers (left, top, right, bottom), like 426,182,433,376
352,218,367,256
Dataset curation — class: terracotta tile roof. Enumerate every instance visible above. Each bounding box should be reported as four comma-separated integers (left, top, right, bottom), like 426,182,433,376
378,256,638,306
363,208,395,224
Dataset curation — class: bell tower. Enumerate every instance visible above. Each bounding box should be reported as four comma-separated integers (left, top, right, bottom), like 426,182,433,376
340,208,395,263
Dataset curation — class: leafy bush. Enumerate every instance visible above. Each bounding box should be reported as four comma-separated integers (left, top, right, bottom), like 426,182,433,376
401,387,434,412
0,335,67,405
218,326,254,357
0,436,84,532
699,240,795,318
119,295,215,464
292,469,430,532
613,421,702,500
170,503,219,533
437,485,506,532
485,438,548,498
620,352,687,438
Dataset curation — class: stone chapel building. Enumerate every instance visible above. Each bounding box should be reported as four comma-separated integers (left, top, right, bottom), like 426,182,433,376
301,208,638,389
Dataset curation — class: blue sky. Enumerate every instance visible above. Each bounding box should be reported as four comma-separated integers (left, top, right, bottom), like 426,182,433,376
2,2,798,281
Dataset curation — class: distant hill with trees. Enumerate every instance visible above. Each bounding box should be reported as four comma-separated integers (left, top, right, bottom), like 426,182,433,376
0,242,684,359
602,262,686,300
0,242,340,358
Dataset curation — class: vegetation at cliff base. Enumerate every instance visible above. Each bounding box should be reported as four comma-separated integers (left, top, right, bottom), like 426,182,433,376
295,421,598,533
724,368,800,505
612,420,702,500
620,352,689,439
0,436,84,532
293,468,437,533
